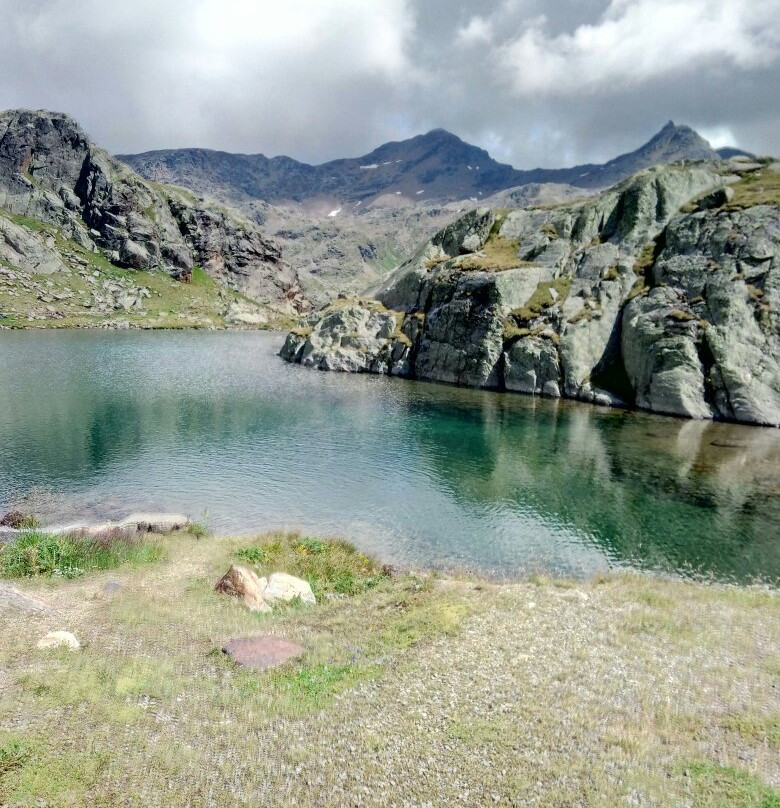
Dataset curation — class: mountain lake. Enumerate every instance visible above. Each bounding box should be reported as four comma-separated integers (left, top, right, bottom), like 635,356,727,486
1,330,778,584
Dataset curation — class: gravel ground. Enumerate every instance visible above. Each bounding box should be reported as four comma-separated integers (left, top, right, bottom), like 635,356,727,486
0,534,777,807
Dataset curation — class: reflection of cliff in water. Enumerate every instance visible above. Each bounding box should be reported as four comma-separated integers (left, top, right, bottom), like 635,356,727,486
403,383,780,582
0,389,293,488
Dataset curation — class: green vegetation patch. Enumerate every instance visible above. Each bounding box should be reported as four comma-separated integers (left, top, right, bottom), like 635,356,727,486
679,762,780,808
266,661,382,712
459,236,532,272
633,242,658,278
668,309,696,322
725,168,780,210
323,296,387,313
5,213,52,233
502,320,531,341
0,530,164,579
235,531,390,599
511,277,572,323
0,734,30,779
0,731,114,807
188,265,215,288
719,714,780,749
390,328,413,347
0,215,282,330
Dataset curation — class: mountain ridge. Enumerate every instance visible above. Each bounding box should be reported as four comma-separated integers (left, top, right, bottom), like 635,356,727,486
118,122,731,206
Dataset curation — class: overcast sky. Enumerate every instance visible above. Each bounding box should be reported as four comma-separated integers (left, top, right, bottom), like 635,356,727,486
1,0,779,168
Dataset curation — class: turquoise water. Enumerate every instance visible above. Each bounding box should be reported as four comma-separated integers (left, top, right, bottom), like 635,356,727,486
0,330,778,582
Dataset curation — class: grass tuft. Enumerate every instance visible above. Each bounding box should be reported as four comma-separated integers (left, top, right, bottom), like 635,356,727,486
0,736,30,777
458,236,533,272
681,761,780,807
511,278,572,323
0,530,164,579
724,168,780,210
235,531,390,598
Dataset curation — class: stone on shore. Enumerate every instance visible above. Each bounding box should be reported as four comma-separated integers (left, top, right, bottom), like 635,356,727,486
263,572,317,606
117,512,192,533
0,583,50,613
222,635,305,670
215,564,272,612
37,631,80,650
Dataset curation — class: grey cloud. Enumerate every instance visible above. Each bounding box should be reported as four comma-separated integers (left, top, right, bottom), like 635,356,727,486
0,0,777,169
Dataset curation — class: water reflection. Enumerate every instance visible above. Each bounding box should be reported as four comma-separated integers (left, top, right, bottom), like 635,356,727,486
0,330,777,582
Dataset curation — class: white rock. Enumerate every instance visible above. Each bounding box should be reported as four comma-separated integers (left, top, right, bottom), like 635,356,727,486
37,630,80,650
264,572,316,606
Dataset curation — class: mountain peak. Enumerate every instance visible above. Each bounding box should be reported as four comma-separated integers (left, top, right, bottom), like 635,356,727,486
119,120,730,205
422,127,458,139
635,120,717,158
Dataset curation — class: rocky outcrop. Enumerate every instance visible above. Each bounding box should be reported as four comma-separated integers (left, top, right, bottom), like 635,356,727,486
282,161,780,427
281,300,410,375
0,216,67,274
0,109,305,314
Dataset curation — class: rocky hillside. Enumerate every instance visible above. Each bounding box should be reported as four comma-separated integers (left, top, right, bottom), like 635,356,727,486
281,158,780,427
119,122,724,206
245,182,590,307
0,109,306,328
119,122,728,304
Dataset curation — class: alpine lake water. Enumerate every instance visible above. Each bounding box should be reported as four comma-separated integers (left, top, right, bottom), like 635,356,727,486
1,330,778,584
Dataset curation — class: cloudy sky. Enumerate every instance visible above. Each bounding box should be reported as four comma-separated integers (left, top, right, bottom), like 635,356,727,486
1,0,779,168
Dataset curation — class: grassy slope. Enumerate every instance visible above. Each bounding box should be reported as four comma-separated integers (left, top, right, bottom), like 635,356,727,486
0,213,289,330
725,166,780,209
0,531,777,807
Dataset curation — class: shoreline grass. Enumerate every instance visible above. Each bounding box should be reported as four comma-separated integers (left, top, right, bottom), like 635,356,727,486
0,530,777,807
0,530,164,579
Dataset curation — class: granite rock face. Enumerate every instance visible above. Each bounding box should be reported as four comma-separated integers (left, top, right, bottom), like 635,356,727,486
0,109,305,313
282,162,780,426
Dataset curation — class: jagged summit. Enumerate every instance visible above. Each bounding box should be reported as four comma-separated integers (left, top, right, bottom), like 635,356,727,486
571,121,719,189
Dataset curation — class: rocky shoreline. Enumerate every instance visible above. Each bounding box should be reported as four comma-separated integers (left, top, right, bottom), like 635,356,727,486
281,159,780,427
